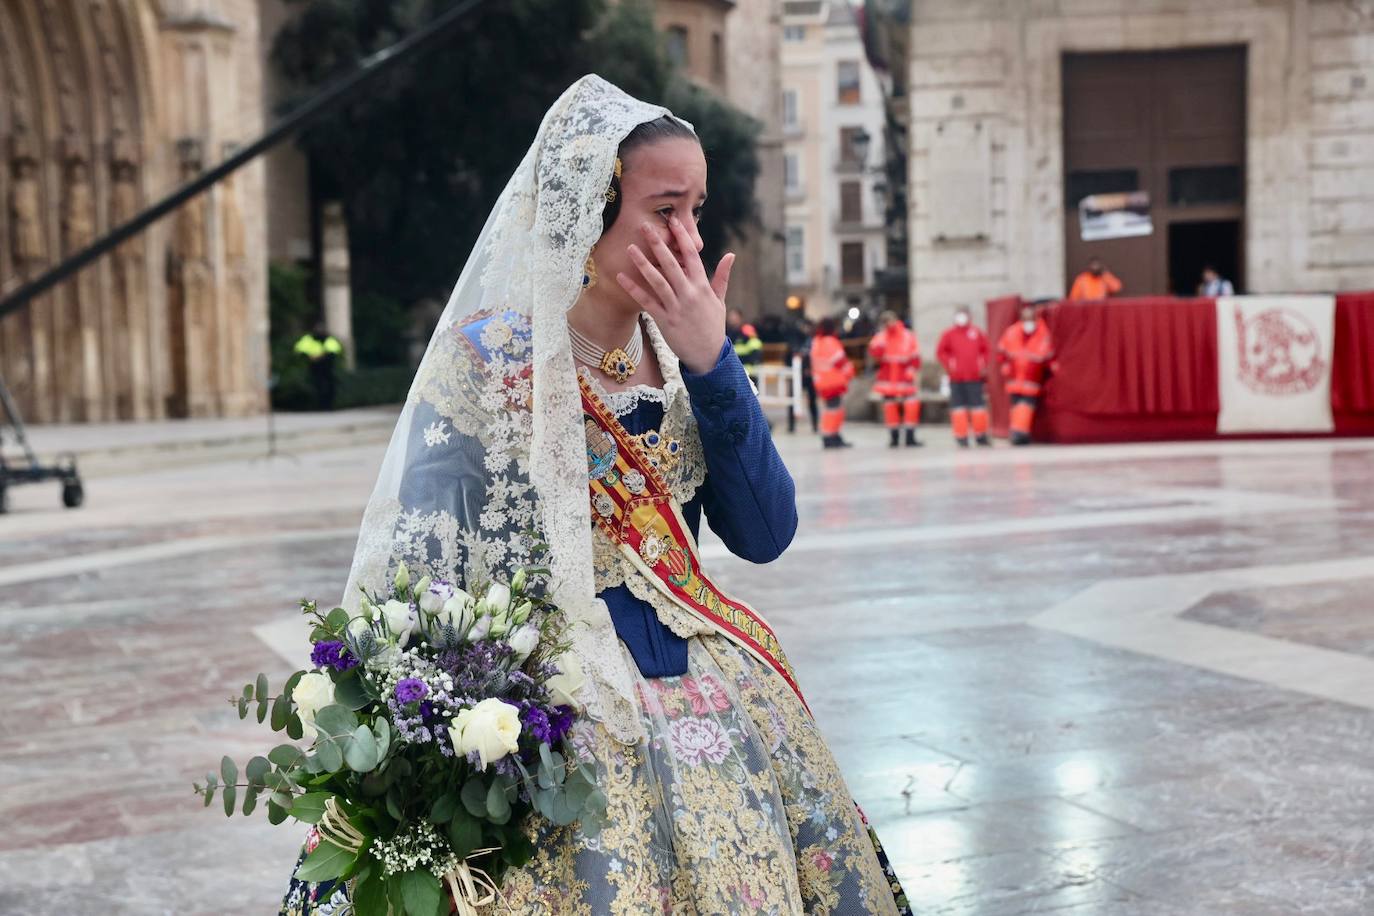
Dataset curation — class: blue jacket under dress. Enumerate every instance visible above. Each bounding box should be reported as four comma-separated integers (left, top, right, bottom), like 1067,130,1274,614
601,340,798,677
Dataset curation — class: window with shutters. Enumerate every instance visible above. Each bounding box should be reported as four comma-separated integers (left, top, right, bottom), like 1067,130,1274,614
840,181,862,223
840,241,864,285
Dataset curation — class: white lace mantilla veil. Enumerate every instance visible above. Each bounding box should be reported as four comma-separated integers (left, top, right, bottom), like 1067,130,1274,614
340,75,687,746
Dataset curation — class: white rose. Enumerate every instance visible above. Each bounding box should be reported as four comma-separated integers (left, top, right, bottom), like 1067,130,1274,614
546,654,586,710
292,672,336,742
439,590,475,631
448,698,522,769
506,625,540,663
381,599,417,645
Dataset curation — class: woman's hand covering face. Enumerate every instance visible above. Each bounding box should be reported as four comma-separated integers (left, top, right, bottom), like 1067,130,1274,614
617,215,734,374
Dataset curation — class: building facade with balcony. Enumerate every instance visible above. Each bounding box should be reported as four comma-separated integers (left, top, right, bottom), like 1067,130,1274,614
868,0,1374,349
782,0,889,321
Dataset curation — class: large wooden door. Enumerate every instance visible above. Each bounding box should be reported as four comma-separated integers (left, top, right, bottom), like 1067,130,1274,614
1063,47,1246,297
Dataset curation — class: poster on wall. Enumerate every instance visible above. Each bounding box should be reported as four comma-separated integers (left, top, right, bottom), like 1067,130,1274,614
1216,295,1336,434
1078,191,1152,241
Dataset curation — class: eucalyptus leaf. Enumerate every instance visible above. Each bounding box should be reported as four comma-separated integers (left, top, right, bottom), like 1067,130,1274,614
245,756,271,787
269,789,295,810
386,785,405,822
236,696,249,718
222,783,237,817
220,756,238,787
255,698,269,723
399,868,442,916
267,798,288,826
486,780,511,825
286,714,304,741
271,694,292,731
242,684,255,701
345,724,379,772
447,809,482,859
314,740,344,774
372,720,391,761
429,792,459,824
313,705,358,740
287,791,330,824
294,839,356,883
334,674,371,711
268,744,304,769
255,673,269,702
242,786,260,817
326,607,350,630
284,670,305,697
460,777,488,818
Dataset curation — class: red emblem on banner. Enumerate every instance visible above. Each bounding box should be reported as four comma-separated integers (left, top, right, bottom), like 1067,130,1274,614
1234,306,1326,395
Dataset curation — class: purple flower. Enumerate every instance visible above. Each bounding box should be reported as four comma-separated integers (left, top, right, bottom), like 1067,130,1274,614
548,704,576,743
311,640,357,672
521,703,553,744
394,678,429,705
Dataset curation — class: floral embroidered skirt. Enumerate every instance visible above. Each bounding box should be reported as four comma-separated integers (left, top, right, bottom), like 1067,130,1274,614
281,636,911,915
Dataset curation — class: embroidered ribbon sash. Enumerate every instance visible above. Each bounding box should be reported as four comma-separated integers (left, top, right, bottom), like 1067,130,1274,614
580,376,808,708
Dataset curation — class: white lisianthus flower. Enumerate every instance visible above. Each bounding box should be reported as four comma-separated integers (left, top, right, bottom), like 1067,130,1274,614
511,601,534,625
439,590,475,631
292,672,336,742
482,583,512,617
419,579,455,615
510,568,527,593
546,653,586,710
448,698,522,769
468,614,493,641
506,625,540,663
381,599,417,645
394,564,410,591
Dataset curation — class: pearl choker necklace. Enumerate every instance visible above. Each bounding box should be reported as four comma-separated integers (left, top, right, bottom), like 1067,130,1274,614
569,320,644,384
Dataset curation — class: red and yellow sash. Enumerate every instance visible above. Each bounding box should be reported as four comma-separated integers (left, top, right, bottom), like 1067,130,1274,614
580,376,808,708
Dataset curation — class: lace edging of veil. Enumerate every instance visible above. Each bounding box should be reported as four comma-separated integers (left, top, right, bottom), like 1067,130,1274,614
338,75,690,746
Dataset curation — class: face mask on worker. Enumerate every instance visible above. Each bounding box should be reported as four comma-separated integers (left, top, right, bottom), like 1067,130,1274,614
955,313,970,327
1022,320,1037,334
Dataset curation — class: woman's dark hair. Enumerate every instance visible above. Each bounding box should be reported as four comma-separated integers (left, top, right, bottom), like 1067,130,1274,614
815,317,837,337
601,116,698,233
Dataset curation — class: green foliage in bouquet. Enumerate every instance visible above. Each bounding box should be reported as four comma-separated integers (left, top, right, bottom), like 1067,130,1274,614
195,558,606,916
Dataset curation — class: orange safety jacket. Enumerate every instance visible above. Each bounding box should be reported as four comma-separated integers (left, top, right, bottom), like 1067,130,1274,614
811,334,855,400
997,320,1056,397
868,323,921,398
1068,270,1122,301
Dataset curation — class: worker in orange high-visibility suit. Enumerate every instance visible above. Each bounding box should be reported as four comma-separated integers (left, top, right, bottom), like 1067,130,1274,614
811,316,855,449
936,306,991,447
1067,256,1123,301
997,304,1057,446
867,311,923,448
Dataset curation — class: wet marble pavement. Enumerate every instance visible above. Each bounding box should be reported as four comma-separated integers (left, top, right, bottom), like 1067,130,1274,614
1,427,1372,914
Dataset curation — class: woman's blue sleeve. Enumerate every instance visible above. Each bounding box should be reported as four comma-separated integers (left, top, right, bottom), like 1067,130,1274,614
680,341,798,563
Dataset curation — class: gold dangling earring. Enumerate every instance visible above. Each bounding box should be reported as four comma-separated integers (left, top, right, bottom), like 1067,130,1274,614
583,248,598,289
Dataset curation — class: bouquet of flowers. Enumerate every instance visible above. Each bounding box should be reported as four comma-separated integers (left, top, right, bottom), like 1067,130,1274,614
195,560,606,916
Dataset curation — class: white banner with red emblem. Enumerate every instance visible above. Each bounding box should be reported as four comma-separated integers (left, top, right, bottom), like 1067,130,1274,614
1216,295,1335,434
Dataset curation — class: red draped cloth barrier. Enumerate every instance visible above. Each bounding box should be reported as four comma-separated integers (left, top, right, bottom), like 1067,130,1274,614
984,291,1374,443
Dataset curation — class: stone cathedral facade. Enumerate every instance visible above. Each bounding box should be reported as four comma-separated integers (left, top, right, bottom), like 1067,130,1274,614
0,0,268,423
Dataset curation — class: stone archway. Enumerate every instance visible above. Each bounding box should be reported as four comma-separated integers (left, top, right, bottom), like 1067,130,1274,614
0,0,267,423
